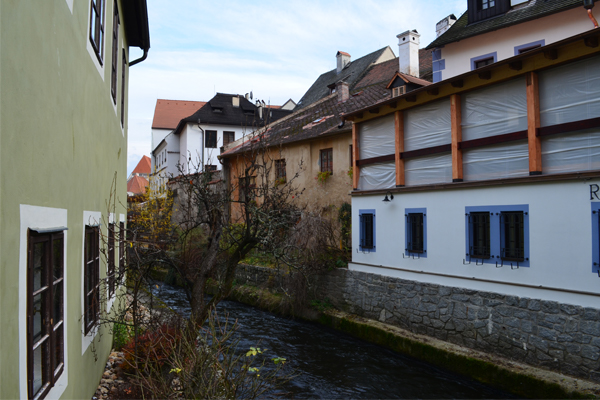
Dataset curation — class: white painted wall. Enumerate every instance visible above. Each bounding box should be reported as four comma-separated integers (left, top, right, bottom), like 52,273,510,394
350,179,600,308
151,128,171,153
178,122,251,174
439,8,593,80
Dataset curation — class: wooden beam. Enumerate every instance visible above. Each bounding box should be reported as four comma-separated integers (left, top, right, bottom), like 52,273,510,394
395,111,405,187
508,61,522,71
585,36,599,48
459,130,528,150
401,144,452,159
357,154,395,166
526,71,542,175
478,70,492,80
451,94,463,182
537,116,600,137
544,49,558,60
352,122,360,189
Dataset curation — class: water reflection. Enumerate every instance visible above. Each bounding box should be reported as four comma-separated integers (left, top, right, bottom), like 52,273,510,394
152,282,517,399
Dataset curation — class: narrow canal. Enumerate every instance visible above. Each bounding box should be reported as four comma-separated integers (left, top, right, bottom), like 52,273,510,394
153,282,517,399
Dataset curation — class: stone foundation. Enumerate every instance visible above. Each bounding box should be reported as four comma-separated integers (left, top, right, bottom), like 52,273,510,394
234,265,600,383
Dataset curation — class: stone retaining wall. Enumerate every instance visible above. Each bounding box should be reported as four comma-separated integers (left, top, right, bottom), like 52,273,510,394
233,265,600,383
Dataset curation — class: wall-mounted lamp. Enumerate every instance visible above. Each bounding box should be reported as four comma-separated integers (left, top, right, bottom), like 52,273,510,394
382,191,394,202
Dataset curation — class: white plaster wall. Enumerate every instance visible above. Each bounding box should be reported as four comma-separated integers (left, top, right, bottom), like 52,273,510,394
351,179,600,307
179,123,252,173
151,128,171,153
440,8,593,80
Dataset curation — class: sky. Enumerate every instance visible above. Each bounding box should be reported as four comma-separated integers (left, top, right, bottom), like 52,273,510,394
126,0,467,176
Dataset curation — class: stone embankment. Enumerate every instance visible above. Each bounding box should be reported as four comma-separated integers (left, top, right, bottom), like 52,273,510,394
231,264,600,399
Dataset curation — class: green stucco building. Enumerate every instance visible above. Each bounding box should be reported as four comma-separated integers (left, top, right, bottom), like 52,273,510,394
0,0,149,398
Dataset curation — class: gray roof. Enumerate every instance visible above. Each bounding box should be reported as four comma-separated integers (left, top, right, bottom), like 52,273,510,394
294,47,391,110
426,0,581,49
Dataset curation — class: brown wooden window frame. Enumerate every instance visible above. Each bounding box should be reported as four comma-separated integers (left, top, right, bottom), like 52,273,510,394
275,159,286,181
223,131,235,147
89,0,106,64
205,130,217,148
84,226,100,335
108,223,115,297
27,230,65,400
320,148,333,174
119,222,125,280
120,49,126,127
110,1,119,103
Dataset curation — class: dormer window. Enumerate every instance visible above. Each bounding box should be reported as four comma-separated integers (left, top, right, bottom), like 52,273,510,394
479,0,495,10
468,0,508,24
392,86,406,97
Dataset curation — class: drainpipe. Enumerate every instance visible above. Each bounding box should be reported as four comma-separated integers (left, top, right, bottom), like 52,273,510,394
197,119,205,173
584,0,599,28
129,48,148,66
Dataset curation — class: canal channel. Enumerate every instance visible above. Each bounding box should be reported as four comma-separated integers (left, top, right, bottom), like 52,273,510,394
153,282,518,399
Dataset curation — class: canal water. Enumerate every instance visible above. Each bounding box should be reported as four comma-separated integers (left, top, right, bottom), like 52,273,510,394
152,282,517,399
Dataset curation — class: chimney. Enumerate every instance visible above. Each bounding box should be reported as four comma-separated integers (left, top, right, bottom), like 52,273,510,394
336,81,349,103
436,14,456,38
397,30,420,77
336,51,351,74
232,95,240,107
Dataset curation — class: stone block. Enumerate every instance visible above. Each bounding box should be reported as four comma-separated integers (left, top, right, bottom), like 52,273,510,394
491,312,504,324
529,335,549,352
527,299,541,311
445,320,455,330
469,296,483,306
557,333,573,343
453,303,467,319
580,320,600,336
472,320,487,329
484,299,503,307
544,314,566,325
513,309,529,319
521,320,533,333
477,308,490,319
431,319,445,329
505,295,520,306
440,314,451,323
559,303,581,316
538,326,557,341
505,317,520,329
565,343,581,354
495,305,514,317
581,345,600,360
438,286,452,296
454,320,467,332
583,308,599,321
548,349,564,360
451,293,470,302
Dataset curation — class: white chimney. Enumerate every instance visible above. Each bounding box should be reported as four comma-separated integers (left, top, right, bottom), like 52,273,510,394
336,81,349,103
436,14,456,38
336,51,351,74
397,30,420,77
232,95,240,107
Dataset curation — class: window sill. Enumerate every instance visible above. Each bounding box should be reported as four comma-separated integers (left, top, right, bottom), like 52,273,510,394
352,170,600,196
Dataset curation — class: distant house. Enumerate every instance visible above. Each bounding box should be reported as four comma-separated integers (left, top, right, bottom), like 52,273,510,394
343,1,600,383
427,0,595,82
129,155,151,181
221,39,432,219
152,93,293,192
0,0,150,399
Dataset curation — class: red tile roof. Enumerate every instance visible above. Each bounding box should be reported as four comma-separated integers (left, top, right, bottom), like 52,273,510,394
337,51,351,57
132,155,151,175
152,99,207,129
127,175,149,195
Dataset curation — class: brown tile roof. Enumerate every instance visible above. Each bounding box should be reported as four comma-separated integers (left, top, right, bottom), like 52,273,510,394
221,84,391,157
132,155,151,175
152,99,207,129
127,175,149,195
354,49,433,88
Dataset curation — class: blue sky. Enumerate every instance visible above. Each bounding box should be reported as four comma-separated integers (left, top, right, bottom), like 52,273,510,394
126,0,467,176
